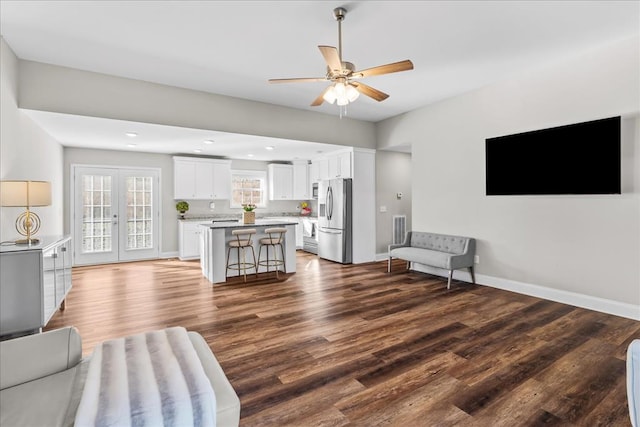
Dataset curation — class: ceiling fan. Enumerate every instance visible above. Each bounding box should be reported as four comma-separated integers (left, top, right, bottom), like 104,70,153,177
268,7,414,110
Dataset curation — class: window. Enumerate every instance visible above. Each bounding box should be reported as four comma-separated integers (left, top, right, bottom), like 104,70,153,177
231,170,267,208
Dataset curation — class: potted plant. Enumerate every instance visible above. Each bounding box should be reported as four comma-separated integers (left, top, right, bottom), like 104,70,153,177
176,201,189,219
241,203,256,224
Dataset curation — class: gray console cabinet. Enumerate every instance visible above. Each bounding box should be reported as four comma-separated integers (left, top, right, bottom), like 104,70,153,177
0,236,72,335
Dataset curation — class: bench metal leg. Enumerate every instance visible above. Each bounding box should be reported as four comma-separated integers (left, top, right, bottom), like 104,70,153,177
447,270,453,289
469,266,476,284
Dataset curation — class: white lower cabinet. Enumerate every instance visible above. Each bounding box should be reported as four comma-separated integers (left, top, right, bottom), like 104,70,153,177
264,217,303,249
179,221,204,260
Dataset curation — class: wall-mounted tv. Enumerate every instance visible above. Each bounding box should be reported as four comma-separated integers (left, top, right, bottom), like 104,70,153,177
485,116,621,195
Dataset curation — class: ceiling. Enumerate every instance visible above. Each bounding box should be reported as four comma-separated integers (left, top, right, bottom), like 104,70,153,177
2,1,638,160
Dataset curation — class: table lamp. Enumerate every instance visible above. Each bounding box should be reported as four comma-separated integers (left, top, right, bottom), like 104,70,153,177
0,180,52,244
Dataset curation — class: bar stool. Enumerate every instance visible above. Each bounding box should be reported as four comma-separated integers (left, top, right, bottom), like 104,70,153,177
226,228,257,282
257,227,287,279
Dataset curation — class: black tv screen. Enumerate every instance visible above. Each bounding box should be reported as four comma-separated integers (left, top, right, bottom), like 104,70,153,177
485,116,621,195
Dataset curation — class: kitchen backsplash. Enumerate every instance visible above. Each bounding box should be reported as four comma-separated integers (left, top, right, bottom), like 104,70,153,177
179,199,317,219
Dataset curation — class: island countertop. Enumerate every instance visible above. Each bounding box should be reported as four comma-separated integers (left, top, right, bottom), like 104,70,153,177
201,219,298,229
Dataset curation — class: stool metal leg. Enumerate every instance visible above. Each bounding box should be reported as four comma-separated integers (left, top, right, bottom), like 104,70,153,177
250,245,258,279
279,243,286,272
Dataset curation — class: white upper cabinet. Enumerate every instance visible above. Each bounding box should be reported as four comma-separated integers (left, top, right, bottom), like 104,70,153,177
328,151,352,179
309,161,319,184
268,164,293,200
316,150,353,180
173,157,232,200
316,158,329,181
211,161,231,199
174,160,197,199
195,162,215,199
292,161,310,200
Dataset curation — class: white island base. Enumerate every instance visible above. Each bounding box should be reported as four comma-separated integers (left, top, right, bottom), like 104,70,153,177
199,220,297,283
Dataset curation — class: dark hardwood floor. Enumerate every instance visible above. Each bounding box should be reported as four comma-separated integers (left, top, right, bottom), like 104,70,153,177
46,252,639,426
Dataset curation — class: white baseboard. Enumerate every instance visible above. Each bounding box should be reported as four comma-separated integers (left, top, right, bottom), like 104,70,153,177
403,262,640,321
160,251,179,259
375,252,390,262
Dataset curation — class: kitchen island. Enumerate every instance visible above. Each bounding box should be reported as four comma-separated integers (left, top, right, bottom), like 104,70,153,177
199,219,298,284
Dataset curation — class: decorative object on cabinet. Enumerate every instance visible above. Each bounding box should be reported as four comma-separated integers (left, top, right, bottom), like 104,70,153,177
175,200,189,218
0,180,52,245
242,204,256,224
299,202,312,216
0,236,72,336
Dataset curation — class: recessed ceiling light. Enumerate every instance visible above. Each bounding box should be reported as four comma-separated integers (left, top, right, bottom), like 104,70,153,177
247,154,254,158
125,132,138,137
204,140,214,145
194,149,202,153
265,146,275,151
126,143,137,148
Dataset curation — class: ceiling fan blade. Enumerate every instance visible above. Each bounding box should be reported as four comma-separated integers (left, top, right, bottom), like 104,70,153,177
351,82,389,102
318,45,342,74
268,77,327,84
311,87,331,106
353,60,414,78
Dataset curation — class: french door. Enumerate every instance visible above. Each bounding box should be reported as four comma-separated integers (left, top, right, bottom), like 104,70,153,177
72,166,160,265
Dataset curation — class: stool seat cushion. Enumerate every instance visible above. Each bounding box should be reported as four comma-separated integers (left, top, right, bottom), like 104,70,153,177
229,240,252,248
259,237,283,245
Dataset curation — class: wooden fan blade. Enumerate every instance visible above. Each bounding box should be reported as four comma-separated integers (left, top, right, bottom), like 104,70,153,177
268,77,327,84
351,82,389,102
318,45,342,74
353,60,414,78
311,87,331,106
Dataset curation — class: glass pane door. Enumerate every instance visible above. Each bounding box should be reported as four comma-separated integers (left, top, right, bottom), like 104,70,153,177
118,170,159,262
73,166,159,265
74,167,119,265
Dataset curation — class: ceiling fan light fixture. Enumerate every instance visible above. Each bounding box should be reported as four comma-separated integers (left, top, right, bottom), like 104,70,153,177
269,6,413,115
346,84,359,102
323,85,338,104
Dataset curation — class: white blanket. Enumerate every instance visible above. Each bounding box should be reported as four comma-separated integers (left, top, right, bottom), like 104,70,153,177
75,327,216,427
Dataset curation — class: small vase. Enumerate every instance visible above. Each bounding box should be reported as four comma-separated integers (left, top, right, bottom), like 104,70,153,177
179,211,186,219
242,211,255,224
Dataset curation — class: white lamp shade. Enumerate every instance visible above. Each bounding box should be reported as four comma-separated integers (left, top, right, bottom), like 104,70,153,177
346,84,360,102
322,85,337,104
0,181,51,207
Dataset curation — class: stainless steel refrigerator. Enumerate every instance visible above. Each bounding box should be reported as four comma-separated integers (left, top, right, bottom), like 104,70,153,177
318,178,352,264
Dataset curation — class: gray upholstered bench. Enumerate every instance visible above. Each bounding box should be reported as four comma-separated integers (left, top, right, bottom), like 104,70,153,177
388,231,476,289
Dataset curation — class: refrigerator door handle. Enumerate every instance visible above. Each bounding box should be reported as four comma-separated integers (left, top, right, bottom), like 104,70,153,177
327,186,333,221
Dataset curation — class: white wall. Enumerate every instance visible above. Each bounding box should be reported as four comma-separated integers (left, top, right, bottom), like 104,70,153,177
0,37,64,242
375,151,412,255
377,36,640,319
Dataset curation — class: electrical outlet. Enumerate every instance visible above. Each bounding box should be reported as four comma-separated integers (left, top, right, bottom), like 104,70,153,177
474,255,480,264
379,205,387,213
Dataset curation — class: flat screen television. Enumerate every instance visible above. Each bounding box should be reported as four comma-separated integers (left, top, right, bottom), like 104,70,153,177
485,116,621,195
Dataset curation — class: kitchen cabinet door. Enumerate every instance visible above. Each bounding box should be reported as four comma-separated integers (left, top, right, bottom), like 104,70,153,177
174,160,197,199
212,161,231,199
268,164,293,200
292,162,309,200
